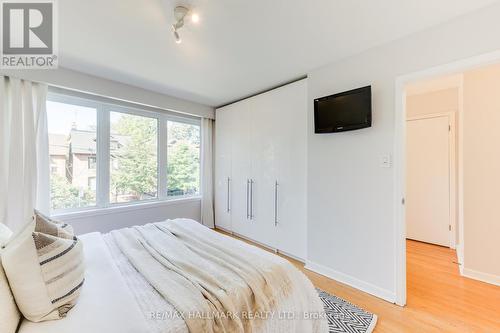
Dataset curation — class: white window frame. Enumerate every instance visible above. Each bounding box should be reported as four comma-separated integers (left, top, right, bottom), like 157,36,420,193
47,89,202,216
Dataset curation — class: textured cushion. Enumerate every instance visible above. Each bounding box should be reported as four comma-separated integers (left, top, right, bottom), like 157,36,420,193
2,215,84,322
34,210,74,237
0,255,21,333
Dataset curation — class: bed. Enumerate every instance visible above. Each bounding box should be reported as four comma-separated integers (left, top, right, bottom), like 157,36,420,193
13,218,328,333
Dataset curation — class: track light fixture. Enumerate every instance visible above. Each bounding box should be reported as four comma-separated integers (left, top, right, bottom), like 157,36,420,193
173,26,182,44
172,5,199,44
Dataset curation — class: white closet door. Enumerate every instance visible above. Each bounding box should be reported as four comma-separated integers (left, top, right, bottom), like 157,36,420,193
273,80,308,260
214,105,233,231
406,115,451,247
214,79,308,260
230,99,253,238
248,91,278,248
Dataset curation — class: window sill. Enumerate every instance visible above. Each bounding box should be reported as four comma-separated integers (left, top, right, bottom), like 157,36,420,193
51,196,202,221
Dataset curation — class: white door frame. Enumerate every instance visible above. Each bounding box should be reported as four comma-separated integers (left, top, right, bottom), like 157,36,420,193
406,112,457,249
393,49,500,306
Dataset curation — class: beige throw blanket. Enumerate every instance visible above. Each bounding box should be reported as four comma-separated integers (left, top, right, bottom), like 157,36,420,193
111,219,326,333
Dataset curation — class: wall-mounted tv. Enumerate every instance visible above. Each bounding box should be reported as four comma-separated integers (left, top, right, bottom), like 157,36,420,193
314,86,372,133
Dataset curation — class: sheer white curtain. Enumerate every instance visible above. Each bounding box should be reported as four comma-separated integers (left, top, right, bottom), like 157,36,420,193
0,76,49,233
200,118,215,228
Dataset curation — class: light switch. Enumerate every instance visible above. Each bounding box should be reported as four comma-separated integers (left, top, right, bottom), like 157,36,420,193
380,154,392,168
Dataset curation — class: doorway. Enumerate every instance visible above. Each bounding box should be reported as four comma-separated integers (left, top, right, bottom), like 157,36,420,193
404,77,461,310
394,51,500,306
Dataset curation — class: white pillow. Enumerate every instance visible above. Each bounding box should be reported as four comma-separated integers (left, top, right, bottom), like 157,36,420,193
2,216,85,322
0,223,13,247
0,254,21,333
18,233,150,333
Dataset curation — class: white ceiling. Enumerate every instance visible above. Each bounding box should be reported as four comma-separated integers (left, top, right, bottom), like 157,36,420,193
59,0,498,107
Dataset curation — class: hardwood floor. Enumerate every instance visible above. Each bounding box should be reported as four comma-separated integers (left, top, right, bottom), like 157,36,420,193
218,230,500,332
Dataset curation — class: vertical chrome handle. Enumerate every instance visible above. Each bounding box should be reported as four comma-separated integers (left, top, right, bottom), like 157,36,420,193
246,179,250,219
226,177,231,213
250,179,254,220
274,181,278,226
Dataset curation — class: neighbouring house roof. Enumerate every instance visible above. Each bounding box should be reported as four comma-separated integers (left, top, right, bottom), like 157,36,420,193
68,129,129,156
49,129,131,157
49,134,68,156
69,129,97,155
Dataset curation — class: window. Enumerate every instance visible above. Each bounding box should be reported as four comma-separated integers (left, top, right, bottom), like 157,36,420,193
46,91,201,213
88,156,97,169
110,112,158,203
167,121,200,197
47,101,97,210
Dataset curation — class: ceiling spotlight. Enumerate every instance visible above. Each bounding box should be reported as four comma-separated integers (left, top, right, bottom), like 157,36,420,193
171,5,198,44
191,13,200,23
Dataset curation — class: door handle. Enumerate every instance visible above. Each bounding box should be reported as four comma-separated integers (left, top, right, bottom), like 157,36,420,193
274,181,279,226
250,179,254,220
226,177,231,213
246,179,250,219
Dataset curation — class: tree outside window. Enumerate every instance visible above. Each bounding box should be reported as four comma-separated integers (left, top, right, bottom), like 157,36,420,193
109,112,158,203
167,121,200,196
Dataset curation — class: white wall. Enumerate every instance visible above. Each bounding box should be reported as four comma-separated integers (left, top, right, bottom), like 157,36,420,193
0,67,214,119
406,88,459,118
306,3,500,302
462,63,500,285
56,198,201,235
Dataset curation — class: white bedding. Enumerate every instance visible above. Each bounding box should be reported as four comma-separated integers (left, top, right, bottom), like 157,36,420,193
104,220,327,333
18,232,149,333
19,221,327,333
104,232,188,333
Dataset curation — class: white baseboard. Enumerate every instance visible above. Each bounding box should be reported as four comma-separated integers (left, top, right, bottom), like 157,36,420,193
305,261,396,303
455,243,464,274
462,267,500,287
216,226,278,253
277,249,305,264
214,225,232,234
215,226,305,263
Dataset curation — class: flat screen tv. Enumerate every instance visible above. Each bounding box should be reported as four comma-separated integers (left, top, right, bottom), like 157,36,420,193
314,86,372,133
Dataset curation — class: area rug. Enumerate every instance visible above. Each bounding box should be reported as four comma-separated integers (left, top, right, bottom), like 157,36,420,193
317,289,378,333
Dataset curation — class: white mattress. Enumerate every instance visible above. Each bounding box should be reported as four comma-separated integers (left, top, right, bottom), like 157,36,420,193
18,232,149,333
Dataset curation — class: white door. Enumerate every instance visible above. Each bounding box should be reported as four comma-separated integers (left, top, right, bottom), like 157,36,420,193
406,115,451,247
273,80,307,260
214,105,234,231
248,90,278,248
230,99,253,238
